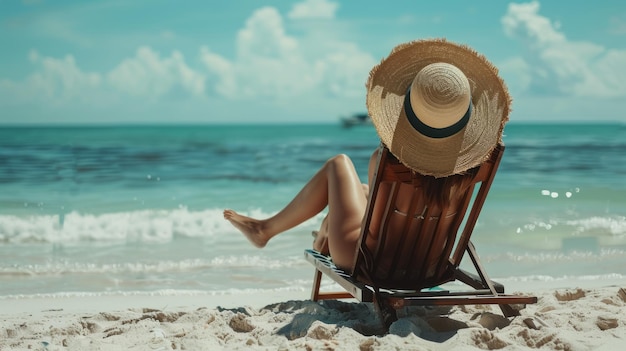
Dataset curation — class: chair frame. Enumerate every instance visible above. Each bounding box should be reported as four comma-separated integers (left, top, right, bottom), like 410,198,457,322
304,143,537,328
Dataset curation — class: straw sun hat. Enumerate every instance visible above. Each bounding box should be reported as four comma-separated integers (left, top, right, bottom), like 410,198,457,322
366,39,511,178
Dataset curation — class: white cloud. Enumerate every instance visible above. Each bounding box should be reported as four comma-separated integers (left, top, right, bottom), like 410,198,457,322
34,16,95,48
502,1,626,98
0,47,205,107
0,50,101,105
609,15,626,35
502,2,565,45
238,7,299,60
200,7,320,99
0,2,373,121
318,44,377,98
288,0,339,20
107,46,205,98
1,5,371,107
200,6,375,100
497,56,531,94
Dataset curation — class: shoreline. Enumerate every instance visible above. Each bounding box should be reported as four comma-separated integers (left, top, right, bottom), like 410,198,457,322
0,289,310,316
2,284,625,350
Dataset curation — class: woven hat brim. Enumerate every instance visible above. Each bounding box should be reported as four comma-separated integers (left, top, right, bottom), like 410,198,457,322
366,39,511,177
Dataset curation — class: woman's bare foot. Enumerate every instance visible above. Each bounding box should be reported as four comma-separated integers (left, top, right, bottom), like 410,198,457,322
223,209,270,248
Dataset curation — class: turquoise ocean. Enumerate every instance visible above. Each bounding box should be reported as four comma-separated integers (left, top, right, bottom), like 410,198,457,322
0,123,625,300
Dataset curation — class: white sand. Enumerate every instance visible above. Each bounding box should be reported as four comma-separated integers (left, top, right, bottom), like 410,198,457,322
1,286,625,351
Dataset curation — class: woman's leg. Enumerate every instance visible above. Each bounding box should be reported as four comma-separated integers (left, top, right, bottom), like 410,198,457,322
224,154,368,266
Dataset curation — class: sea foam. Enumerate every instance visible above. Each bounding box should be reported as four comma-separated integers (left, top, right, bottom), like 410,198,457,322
0,208,280,243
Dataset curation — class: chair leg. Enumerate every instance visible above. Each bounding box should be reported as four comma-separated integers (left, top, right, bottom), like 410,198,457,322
372,294,398,331
308,265,359,301
311,268,323,301
466,241,520,317
498,303,521,317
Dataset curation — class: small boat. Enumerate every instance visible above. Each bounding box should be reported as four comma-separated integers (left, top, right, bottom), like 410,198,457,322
340,113,371,128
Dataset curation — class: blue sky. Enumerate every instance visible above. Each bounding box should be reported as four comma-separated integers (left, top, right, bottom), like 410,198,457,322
1,0,625,124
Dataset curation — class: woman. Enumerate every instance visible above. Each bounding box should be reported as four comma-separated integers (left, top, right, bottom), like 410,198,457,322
224,39,511,272
224,150,375,270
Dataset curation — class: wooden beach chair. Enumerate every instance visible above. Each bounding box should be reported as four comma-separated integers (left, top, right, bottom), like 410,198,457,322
304,143,537,329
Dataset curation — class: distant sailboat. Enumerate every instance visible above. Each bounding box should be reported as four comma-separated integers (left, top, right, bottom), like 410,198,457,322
340,113,372,128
